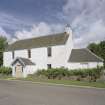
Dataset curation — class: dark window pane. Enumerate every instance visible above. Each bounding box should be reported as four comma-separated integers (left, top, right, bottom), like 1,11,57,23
47,64,51,69
12,51,14,59
47,47,52,57
28,49,31,58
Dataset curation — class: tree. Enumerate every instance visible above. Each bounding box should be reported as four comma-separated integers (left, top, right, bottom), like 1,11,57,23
0,36,8,66
87,41,105,67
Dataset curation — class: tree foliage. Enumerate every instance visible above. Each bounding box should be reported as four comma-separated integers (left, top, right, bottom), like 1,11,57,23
0,36,8,66
87,41,105,67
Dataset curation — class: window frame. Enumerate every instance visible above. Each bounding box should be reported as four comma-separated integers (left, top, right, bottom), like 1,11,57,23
47,47,52,57
28,49,31,58
47,64,52,69
12,51,14,59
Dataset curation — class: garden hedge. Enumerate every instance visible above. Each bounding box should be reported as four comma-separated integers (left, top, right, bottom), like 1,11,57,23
34,66,104,82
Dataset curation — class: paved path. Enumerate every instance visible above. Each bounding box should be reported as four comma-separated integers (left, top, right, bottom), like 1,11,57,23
0,80,105,105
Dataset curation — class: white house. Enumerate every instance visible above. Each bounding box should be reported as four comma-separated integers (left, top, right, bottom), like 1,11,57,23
3,25,103,78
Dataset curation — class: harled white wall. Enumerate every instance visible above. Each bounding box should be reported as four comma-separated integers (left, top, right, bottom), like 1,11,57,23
24,65,36,77
3,52,13,67
66,62,103,69
15,50,28,58
3,44,70,70
31,47,47,70
48,45,67,68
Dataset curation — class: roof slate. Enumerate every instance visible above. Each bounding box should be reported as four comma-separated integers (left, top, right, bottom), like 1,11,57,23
6,32,69,51
12,57,35,66
19,58,35,65
68,49,103,62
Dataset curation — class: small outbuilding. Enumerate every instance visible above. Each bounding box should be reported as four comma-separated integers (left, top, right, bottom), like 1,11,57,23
67,48,103,69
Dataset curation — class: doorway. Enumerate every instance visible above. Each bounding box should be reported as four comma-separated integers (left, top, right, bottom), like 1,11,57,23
15,65,23,78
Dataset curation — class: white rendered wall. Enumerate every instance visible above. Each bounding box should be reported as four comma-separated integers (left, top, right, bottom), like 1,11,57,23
88,62,103,68
24,65,37,77
66,62,103,70
48,29,73,68
14,50,28,58
4,48,47,70
12,66,16,77
31,47,47,70
65,28,73,62
3,52,13,67
3,50,28,67
48,45,67,68
31,45,70,69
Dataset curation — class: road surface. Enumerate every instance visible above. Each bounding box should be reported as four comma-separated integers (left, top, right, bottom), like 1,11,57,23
0,80,105,105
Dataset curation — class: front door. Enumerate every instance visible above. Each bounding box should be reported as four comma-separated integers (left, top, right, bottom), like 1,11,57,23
15,65,23,78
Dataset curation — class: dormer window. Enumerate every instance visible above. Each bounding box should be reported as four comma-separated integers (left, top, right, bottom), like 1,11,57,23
28,49,31,58
47,47,52,57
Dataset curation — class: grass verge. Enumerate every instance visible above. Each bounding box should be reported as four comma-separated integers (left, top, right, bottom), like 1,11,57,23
0,75,12,79
17,77,105,88
1,75,105,88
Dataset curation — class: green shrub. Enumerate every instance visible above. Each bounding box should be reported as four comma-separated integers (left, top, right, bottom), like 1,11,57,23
0,67,12,75
36,68,70,80
34,66,104,82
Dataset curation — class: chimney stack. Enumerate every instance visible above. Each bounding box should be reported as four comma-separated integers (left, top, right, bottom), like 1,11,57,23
65,24,72,35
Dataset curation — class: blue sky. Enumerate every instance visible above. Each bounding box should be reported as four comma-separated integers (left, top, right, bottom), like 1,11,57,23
0,0,65,23
0,0,65,33
0,0,105,47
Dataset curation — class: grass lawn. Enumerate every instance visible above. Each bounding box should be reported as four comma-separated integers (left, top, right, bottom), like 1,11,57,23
19,77,105,88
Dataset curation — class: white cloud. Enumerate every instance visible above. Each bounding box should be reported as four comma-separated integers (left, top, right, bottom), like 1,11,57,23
0,27,8,37
0,12,64,43
14,22,64,40
74,20,105,48
2,0,105,48
0,26,13,44
62,0,105,48
0,27,11,39
0,12,31,30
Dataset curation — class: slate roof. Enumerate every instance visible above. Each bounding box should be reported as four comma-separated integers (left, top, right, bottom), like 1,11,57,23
12,57,35,66
68,48,103,62
6,32,69,51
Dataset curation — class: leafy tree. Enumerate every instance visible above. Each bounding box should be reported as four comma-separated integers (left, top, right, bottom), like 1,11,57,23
0,36,8,66
87,41,105,67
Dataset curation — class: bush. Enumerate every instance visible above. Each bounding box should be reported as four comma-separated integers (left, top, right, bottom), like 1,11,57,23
34,66,104,82
69,67,104,82
0,67,12,75
36,68,70,80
